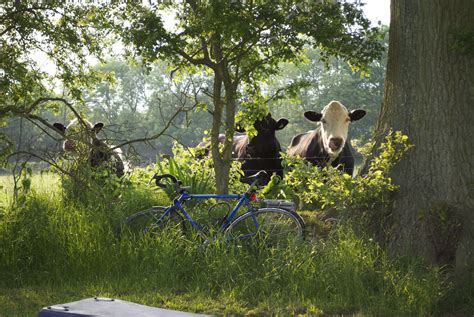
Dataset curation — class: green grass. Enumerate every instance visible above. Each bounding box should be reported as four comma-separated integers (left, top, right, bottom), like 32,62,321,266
0,174,470,316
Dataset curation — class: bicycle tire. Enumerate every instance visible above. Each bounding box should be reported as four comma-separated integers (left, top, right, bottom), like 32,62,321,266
224,208,305,246
119,206,186,237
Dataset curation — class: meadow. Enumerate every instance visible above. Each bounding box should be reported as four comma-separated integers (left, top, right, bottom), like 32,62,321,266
0,168,470,317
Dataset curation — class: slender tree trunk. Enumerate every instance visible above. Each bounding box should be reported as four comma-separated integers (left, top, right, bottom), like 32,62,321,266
210,67,229,194
210,34,237,194
211,74,237,194
375,0,474,274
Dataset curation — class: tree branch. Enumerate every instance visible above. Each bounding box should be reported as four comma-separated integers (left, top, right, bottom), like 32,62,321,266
176,47,216,69
8,150,71,177
108,104,186,151
24,115,62,141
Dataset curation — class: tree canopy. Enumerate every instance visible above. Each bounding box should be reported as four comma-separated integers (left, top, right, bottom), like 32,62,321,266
0,1,111,160
1,0,383,192
102,0,383,192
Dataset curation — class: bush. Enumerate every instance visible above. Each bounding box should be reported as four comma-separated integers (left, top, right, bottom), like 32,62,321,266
262,131,413,216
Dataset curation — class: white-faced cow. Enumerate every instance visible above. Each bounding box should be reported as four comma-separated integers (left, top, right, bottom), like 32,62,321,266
197,114,289,184
53,118,127,177
287,100,366,176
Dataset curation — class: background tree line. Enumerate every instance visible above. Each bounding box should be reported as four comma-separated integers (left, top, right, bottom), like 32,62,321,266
2,32,387,170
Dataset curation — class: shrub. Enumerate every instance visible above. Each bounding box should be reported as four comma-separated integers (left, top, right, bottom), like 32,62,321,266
262,131,413,217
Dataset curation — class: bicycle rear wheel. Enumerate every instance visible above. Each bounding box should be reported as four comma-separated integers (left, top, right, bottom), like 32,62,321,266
224,208,305,246
119,206,185,237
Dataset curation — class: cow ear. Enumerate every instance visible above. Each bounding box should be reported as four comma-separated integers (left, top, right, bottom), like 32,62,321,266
53,123,66,135
275,118,289,130
93,122,104,133
349,109,367,122
304,111,323,122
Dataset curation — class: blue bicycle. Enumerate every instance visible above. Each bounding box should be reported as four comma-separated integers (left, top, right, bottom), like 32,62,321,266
121,171,305,245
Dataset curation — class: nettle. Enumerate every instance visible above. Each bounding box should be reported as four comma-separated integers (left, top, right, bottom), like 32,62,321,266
152,142,247,197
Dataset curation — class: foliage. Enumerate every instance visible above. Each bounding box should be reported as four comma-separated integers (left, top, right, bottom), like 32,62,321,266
0,128,470,315
1,2,108,104
0,1,113,165
263,131,413,216
114,1,383,75
53,139,129,203
2,34,388,170
96,0,384,192
235,80,312,137
82,60,213,159
3,161,34,209
152,142,247,196
155,143,216,196
270,26,389,147
0,172,455,316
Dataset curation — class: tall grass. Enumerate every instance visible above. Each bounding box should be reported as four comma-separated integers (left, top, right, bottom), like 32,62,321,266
1,133,470,315
0,173,453,315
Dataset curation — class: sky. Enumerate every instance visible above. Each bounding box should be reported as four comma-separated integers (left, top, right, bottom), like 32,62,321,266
362,0,391,26
34,0,391,74
161,1,391,31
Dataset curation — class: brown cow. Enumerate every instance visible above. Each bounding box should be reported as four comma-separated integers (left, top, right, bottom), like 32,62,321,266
54,119,127,177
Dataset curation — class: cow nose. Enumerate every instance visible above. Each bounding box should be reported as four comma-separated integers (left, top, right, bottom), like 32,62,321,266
64,140,75,152
329,138,343,151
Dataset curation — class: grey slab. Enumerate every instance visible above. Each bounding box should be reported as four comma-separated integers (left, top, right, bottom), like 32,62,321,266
37,297,213,317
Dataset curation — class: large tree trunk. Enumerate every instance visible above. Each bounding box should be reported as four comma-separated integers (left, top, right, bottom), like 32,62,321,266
375,0,474,274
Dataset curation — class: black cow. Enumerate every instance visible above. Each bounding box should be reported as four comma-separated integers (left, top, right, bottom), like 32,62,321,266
54,119,127,177
287,100,366,176
198,114,289,184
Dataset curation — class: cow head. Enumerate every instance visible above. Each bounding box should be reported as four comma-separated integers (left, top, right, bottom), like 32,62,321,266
304,100,366,158
236,113,288,136
236,113,289,155
54,118,104,153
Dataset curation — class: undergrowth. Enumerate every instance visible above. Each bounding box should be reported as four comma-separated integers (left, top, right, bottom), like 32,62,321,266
0,132,471,315
0,174,452,316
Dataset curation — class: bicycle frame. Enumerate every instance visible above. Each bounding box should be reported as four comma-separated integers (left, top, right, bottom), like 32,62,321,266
127,171,304,243
156,191,256,233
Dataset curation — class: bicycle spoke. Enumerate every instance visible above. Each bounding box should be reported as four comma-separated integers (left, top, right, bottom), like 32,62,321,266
119,171,304,249
119,207,185,237
225,208,305,246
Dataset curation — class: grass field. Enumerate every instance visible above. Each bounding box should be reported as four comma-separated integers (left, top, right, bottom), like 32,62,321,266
0,173,471,316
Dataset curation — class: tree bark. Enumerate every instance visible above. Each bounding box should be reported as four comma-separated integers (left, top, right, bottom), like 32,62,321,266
210,66,230,194
210,34,236,194
211,70,237,194
375,0,474,274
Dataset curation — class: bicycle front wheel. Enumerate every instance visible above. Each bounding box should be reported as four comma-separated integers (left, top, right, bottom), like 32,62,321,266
224,208,305,246
119,206,185,237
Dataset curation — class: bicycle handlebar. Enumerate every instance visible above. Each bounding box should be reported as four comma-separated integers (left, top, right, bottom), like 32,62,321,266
149,170,268,193
242,170,268,188
150,173,180,188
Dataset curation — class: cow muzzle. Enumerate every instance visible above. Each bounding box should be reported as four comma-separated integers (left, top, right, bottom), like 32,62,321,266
64,140,76,152
328,137,343,152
